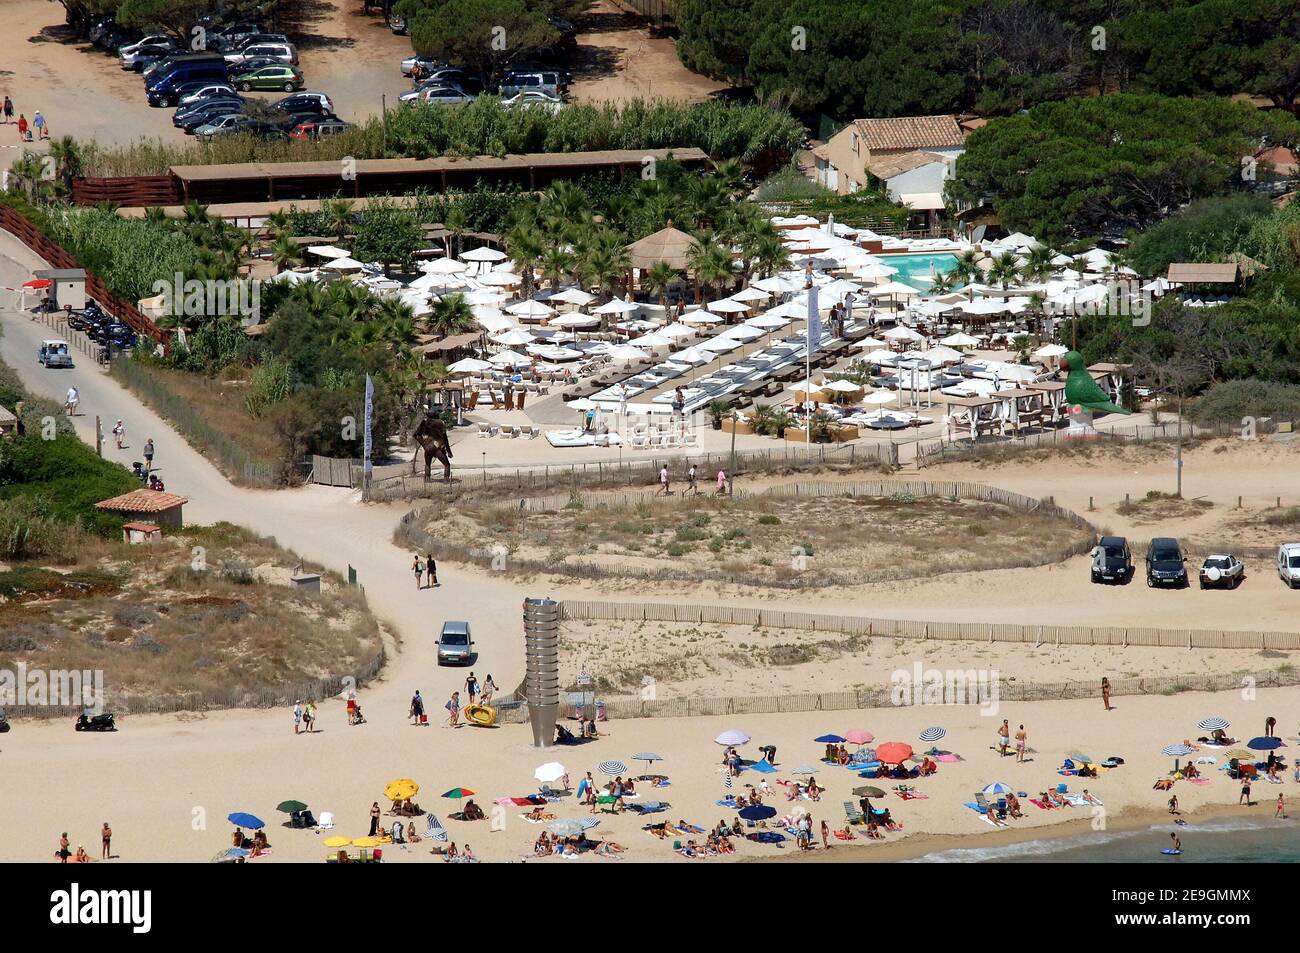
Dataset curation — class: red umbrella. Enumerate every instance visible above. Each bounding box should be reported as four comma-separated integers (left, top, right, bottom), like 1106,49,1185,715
22,278,52,289
875,742,913,764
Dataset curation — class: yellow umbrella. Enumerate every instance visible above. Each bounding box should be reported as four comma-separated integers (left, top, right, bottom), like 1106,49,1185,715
384,778,419,801
323,836,352,848
352,836,382,848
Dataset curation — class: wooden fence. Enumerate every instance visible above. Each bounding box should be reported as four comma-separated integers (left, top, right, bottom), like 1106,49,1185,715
71,175,182,208
0,204,171,347
310,454,359,488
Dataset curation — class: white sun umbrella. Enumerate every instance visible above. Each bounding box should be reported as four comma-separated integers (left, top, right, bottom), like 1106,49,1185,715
670,345,711,365
306,244,349,259
819,278,864,301
853,336,887,350
822,378,863,393
752,275,805,294
705,297,749,314
862,349,897,365
461,246,508,262
853,261,899,279
940,332,981,348
681,310,724,325
883,325,924,342
629,332,674,349
732,286,771,303
566,398,598,411
762,300,809,320
919,345,964,364
719,324,763,342
863,390,897,405
745,313,790,330
446,357,494,374
594,297,637,315
488,349,530,368
1033,343,1069,360
534,762,567,784
659,322,697,340
421,257,468,274
322,256,364,271
506,300,555,320
478,271,521,287
492,328,536,347
462,289,506,305
549,313,601,329
550,287,596,307
870,280,920,299
609,344,649,362
697,336,740,354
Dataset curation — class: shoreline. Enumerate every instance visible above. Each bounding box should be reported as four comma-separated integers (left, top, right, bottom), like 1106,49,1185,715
751,803,1266,863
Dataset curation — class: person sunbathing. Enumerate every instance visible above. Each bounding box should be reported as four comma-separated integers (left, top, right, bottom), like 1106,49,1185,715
1153,778,1174,790
444,842,459,861
73,845,89,863
865,818,883,839
1006,794,1024,818
598,841,626,854
805,780,821,801
824,743,838,762
1184,763,1199,779
1080,789,1102,805
534,832,551,855
919,757,937,777
731,817,745,836
1045,790,1068,808
462,800,485,821
622,778,636,795
407,822,421,843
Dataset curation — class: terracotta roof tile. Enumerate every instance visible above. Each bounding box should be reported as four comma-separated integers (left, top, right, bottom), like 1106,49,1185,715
96,489,189,513
854,115,967,152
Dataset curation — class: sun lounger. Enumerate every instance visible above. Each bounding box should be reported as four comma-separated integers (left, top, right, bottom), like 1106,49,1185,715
842,800,863,824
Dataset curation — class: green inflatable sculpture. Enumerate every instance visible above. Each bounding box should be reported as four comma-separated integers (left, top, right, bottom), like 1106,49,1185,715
1060,350,1129,415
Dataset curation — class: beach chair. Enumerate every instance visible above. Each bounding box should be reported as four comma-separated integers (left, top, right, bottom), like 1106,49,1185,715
506,426,520,439
974,793,993,814
843,800,864,825
519,425,534,439
477,424,493,438
315,811,335,832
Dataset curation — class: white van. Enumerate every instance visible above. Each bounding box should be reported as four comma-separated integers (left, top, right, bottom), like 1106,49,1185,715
1278,544,1300,588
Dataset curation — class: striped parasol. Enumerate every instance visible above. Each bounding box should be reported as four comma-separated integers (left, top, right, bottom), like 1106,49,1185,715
1197,717,1230,731
1162,744,1194,757
632,752,663,767
548,819,586,837
424,815,448,842
724,773,733,790
982,781,1013,795
598,760,628,776
919,727,946,742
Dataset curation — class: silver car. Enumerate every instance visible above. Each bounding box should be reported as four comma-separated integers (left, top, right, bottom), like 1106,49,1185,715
437,621,474,666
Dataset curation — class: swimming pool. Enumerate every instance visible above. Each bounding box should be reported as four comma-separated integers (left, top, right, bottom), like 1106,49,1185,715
882,253,959,290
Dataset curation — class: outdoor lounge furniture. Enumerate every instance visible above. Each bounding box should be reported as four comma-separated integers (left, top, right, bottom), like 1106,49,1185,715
843,800,863,824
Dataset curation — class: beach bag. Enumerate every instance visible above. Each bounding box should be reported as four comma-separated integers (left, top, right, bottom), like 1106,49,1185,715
420,714,428,724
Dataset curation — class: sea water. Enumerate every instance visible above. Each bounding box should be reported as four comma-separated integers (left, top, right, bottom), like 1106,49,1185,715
906,816,1300,863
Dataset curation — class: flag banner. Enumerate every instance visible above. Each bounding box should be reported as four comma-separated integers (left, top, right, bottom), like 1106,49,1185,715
807,286,822,355
363,373,374,477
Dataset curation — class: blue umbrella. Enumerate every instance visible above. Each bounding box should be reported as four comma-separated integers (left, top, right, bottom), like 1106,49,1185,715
815,734,847,744
578,817,601,831
1248,736,1285,751
919,727,946,742
982,781,1013,795
747,759,777,774
227,812,264,829
739,804,777,821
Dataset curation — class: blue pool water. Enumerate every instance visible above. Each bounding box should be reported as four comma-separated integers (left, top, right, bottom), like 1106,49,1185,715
906,816,1300,863
883,253,959,290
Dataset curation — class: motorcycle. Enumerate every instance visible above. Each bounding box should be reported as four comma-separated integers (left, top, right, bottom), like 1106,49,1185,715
75,712,116,732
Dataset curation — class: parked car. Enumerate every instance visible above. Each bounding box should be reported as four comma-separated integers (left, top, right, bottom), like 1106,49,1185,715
178,83,239,106
1199,554,1245,589
212,21,264,47
176,99,245,132
193,112,257,138
1090,535,1132,584
413,67,484,94
118,34,175,56
38,340,73,369
436,621,474,666
120,41,176,70
497,69,565,98
231,32,289,50
230,64,304,92
273,92,334,115
401,54,441,77
501,90,564,113
288,117,351,140
1278,543,1300,588
224,41,297,67
414,85,475,106
145,55,230,106
1146,537,1188,588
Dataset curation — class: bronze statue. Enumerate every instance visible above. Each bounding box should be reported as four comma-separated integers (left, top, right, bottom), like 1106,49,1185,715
412,413,453,482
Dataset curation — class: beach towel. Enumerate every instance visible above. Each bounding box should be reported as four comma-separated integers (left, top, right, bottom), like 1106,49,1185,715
714,798,738,808
1062,793,1102,807
745,831,786,844
1029,798,1054,810
833,829,855,841
896,791,929,800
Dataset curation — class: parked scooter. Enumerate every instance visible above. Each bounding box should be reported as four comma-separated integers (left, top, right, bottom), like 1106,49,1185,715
75,712,116,732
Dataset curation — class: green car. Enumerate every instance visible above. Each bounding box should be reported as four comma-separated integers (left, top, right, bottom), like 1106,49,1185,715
230,64,304,92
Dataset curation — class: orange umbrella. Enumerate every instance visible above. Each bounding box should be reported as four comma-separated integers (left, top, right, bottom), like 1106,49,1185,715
876,742,913,764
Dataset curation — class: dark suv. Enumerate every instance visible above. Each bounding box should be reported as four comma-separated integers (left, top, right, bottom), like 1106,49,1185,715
1091,535,1132,584
1146,537,1188,588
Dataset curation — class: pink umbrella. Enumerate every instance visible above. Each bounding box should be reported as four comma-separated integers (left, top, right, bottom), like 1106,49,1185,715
844,730,875,746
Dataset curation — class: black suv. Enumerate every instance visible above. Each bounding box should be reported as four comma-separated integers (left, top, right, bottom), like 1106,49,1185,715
1091,535,1132,584
1146,537,1188,588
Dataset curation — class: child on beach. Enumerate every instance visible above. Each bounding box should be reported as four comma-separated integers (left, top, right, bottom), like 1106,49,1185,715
446,691,460,727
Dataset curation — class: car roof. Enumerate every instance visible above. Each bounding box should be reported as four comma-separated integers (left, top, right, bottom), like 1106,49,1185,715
1205,553,1233,560
42,339,69,346
1150,537,1179,546
440,621,470,634
1098,535,1127,545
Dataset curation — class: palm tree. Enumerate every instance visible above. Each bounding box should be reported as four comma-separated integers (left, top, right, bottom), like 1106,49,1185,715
444,202,468,258
750,233,789,280
270,234,302,271
506,223,545,299
540,246,575,289
644,260,679,306
1022,245,1058,282
988,252,1022,289
48,136,83,194
687,238,734,303
323,198,355,242
327,282,376,322
712,159,746,198
143,206,170,228
182,201,211,226
428,293,476,337
951,250,982,286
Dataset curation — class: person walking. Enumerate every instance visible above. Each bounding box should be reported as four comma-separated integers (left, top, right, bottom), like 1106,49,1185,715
1240,777,1252,806
101,822,112,860
412,554,424,589
64,385,79,416
16,114,28,141
112,419,125,449
671,387,685,420
715,467,729,496
997,719,1010,758
33,110,48,140
292,700,303,734
142,438,155,474
425,553,437,588
656,464,670,496
2,97,13,124
480,674,498,705
446,690,460,728
304,702,316,733
368,802,381,837
465,672,479,705
687,463,698,496
410,689,424,725
1277,793,1286,819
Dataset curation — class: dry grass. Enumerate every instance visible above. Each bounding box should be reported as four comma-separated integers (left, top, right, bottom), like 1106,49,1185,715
1116,490,1214,524
0,523,381,709
430,490,1092,589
